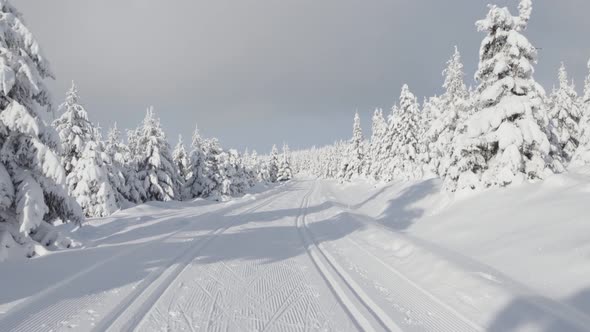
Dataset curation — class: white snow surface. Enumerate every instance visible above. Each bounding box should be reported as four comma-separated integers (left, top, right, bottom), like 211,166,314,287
1,171,590,332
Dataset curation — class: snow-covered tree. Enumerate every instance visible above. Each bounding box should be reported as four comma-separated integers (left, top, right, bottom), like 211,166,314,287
68,140,118,217
0,1,84,259
548,63,582,165
172,135,190,199
53,82,93,176
134,108,178,202
268,145,280,182
201,138,224,198
428,47,470,177
53,85,119,217
386,85,423,181
365,109,387,179
104,123,131,204
340,112,365,181
277,144,293,182
445,0,553,190
185,125,206,199
574,60,590,165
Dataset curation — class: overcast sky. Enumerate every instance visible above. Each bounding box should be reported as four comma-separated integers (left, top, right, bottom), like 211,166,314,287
15,0,590,152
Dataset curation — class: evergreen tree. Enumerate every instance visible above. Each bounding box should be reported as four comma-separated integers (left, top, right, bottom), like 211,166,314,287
548,63,582,165
68,140,118,217
268,145,280,182
172,135,190,199
134,108,178,202
0,1,83,259
104,123,131,204
386,85,422,180
574,60,590,165
53,82,93,176
446,0,553,190
185,125,206,199
365,109,387,179
53,84,118,217
277,144,293,182
341,112,365,180
428,47,470,177
201,138,224,198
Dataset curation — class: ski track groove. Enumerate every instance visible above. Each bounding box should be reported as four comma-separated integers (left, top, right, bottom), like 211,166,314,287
0,184,294,332
103,189,293,332
142,183,344,332
295,181,401,332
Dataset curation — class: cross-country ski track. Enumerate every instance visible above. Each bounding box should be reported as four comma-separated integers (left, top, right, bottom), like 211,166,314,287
1,178,589,332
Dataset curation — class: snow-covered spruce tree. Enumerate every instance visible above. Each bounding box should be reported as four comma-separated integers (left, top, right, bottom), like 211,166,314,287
53,82,93,176
123,127,147,203
547,63,582,166
268,144,280,182
277,144,293,182
573,60,590,165
53,83,119,217
185,125,206,199
340,112,365,181
172,135,190,199
386,85,423,181
104,123,131,204
68,140,118,217
201,138,224,198
445,0,553,190
427,47,470,177
0,1,84,259
365,109,387,179
134,108,178,201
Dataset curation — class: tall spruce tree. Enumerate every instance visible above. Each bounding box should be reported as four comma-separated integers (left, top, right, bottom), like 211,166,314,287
446,0,553,190
0,0,83,259
134,108,178,202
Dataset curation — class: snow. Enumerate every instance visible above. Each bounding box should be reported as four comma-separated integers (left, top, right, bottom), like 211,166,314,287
2,174,590,331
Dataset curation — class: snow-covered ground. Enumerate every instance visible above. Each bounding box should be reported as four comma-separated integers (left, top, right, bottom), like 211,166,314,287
1,171,590,332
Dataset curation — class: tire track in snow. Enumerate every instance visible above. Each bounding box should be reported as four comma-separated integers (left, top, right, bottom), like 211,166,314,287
100,189,293,332
295,180,403,332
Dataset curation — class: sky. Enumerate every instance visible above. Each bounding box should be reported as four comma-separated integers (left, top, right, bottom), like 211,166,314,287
14,0,590,153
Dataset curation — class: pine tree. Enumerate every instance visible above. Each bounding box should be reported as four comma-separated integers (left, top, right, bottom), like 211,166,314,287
573,60,590,165
365,109,387,179
201,138,224,198
548,63,582,165
53,82,94,176
0,1,83,259
268,145,280,182
53,84,119,217
134,107,178,202
185,125,207,199
277,144,293,182
123,127,147,203
446,0,553,190
341,112,365,181
386,85,423,181
172,135,190,199
428,47,470,177
104,123,131,204
68,140,118,217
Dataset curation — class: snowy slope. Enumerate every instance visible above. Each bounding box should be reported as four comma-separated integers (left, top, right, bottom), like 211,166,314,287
1,173,590,331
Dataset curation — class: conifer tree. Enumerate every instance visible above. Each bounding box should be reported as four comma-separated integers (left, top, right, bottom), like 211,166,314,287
172,135,190,199
0,1,83,259
387,85,422,180
365,109,387,179
277,144,293,182
134,108,178,201
548,64,582,165
268,145,280,182
446,0,553,190
341,112,365,180
428,47,470,177
185,125,207,199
